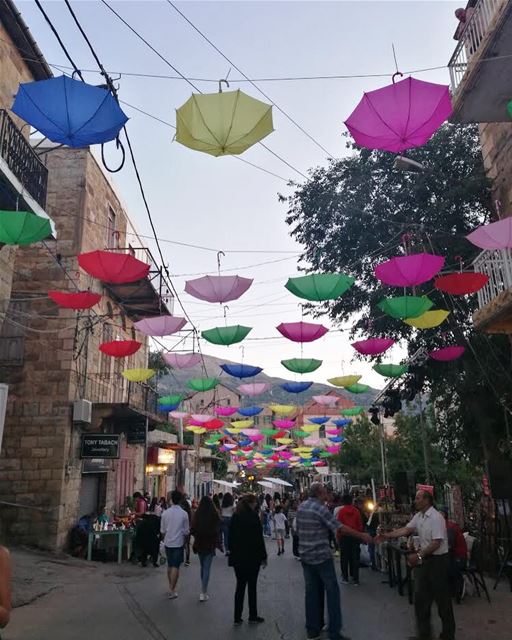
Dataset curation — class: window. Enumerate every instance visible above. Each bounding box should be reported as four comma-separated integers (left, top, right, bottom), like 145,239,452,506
254,416,259,426
264,416,271,424
226,398,231,406
107,206,117,248
319,425,326,439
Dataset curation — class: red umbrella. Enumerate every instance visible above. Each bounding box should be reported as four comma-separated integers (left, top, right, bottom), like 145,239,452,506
204,418,225,430
48,290,101,310
434,272,489,296
78,250,150,284
99,340,142,357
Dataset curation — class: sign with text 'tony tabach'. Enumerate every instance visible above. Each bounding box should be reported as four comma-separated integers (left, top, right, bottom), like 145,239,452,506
81,434,120,459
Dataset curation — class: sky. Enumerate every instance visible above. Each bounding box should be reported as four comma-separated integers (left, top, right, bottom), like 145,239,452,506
17,0,461,388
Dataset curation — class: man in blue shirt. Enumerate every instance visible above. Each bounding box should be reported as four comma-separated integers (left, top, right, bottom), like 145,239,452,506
297,483,372,640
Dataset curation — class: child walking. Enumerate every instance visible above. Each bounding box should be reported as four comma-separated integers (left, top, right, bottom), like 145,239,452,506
273,506,287,556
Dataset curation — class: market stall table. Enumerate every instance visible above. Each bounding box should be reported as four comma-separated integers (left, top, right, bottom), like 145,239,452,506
385,542,414,604
87,529,133,564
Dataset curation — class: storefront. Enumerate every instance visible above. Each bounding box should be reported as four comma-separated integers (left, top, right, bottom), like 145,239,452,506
146,447,176,499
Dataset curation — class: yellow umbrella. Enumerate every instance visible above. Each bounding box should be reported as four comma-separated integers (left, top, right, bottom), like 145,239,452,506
175,86,274,157
404,310,450,329
186,426,206,435
269,404,296,415
231,419,254,429
276,437,293,445
328,375,361,387
225,428,243,435
302,425,319,433
122,368,155,383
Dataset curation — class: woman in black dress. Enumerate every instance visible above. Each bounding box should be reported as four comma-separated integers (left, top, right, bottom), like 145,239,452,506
228,494,267,626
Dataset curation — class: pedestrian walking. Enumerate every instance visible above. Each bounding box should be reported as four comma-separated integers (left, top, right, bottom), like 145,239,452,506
296,482,372,640
220,492,234,555
337,495,363,585
228,494,267,626
0,546,11,634
442,508,468,603
191,496,222,603
180,494,192,567
377,490,455,640
160,489,190,600
288,499,301,559
274,505,287,555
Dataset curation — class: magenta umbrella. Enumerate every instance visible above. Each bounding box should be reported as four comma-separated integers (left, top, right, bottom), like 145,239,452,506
352,337,395,356
273,419,295,429
466,218,512,249
345,76,452,153
238,383,271,396
134,315,187,336
429,346,465,362
215,406,239,417
163,352,202,369
184,275,253,303
375,253,445,287
277,321,328,343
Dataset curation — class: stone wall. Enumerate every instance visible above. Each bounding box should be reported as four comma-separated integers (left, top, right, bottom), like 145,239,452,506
479,122,512,214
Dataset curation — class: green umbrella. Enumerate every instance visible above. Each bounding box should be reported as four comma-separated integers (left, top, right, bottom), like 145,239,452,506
260,428,279,437
340,406,365,416
187,377,219,392
373,363,408,378
201,325,252,346
319,451,332,458
377,295,433,320
345,383,370,394
0,210,51,245
285,273,355,302
281,358,323,374
293,429,310,438
158,394,183,405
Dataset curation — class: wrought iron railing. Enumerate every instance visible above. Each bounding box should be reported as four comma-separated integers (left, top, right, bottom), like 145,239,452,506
79,371,159,417
473,248,512,308
0,109,48,209
448,0,506,93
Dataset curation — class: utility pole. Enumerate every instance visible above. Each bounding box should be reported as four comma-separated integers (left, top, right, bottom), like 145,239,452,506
418,394,431,484
142,416,149,494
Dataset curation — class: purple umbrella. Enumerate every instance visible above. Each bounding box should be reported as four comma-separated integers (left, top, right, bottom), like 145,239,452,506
375,253,445,287
163,352,202,369
352,338,395,356
238,383,271,397
345,76,452,153
134,315,187,336
276,321,329,343
184,275,253,303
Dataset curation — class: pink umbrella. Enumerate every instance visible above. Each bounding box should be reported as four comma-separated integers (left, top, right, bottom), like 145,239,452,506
280,451,293,459
191,414,214,423
215,406,239,417
375,253,445,287
184,275,253,303
466,218,512,249
429,346,465,362
327,446,341,454
312,395,338,407
273,420,295,429
169,411,189,420
238,383,271,396
276,321,329,343
242,428,260,436
345,76,452,153
326,428,342,435
134,315,186,336
224,443,238,450
352,337,395,356
249,434,265,442
163,352,202,369
304,437,323,446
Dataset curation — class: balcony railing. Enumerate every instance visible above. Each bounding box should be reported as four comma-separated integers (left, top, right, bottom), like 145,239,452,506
448,0,506,93
0,110,48,209
79,372,158,418
473,248,512,309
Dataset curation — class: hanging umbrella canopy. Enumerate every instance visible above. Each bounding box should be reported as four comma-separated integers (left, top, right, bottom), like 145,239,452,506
351,337,395,356
340,407,364,416
293,429,310,438
375,253,445,287
187,378,219,392
216,406,238,417
163,352,202,369
169,411,190,420
332,418,351,427
122,368,155,382
404,309,450,329
345,76,452,153
185,275,253,303
378,296,433,319
191,414,215,424
308,416,330,425
176,89,273,156
220,363,263,378
467,218,512,249
312,395,339,407
269,404,296,415
434,272,489,296
78,251,150,284
277,321,329,343
231,419,254,429
238,382,271,396
48,290,101,310
345,383,370,394
273,419,295,429
204,418,225,431
134,315,187,337
261,428,279,437
328,375,361,387
202,325,252,346
429,346,465,361
99,340,141,358
159,403,180,412
301,425,319,433
281,381,313,394
238,406,263,417
281,358,322,374
285,273,355,301
373,363,408,378
12,75,128,147
159,394,183,406
0,210,51,245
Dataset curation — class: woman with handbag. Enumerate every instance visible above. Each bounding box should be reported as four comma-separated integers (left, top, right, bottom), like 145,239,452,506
191,496,222,603
228,494,267,626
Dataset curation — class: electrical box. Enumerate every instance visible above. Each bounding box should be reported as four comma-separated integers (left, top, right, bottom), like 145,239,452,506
73,399,92,423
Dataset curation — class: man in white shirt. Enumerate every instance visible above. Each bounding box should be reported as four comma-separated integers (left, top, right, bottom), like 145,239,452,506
160,489,190,599
378,490,455,640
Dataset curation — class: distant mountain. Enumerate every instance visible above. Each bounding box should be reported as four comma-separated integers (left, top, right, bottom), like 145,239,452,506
157,353,380,407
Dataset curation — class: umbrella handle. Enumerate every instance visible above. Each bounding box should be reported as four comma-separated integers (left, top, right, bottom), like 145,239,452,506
101,136,126,173
392,71,404,84
218,79,230,93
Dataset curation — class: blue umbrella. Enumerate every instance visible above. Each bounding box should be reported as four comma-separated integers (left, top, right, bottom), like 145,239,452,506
220,363,263,379
280,381,313,394
159,403,180,412
331,418,352,427
308,416,330,425
328,436,345,443
238,406,263,417
12,75,128,148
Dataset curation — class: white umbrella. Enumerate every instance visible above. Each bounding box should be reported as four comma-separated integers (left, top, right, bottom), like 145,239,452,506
213,479,239,488
262,477,294,487
257,480,275,489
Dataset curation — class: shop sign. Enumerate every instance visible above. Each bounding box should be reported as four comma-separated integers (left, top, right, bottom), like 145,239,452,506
158,449,176,465
82,458,111,473
126,418,147,445
416,483,434,495
81,434,120,459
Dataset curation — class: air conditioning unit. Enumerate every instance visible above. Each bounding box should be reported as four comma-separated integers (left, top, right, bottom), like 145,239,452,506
73,399,92,423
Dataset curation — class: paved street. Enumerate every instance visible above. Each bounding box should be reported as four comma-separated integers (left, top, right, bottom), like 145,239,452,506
4,545,510,640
